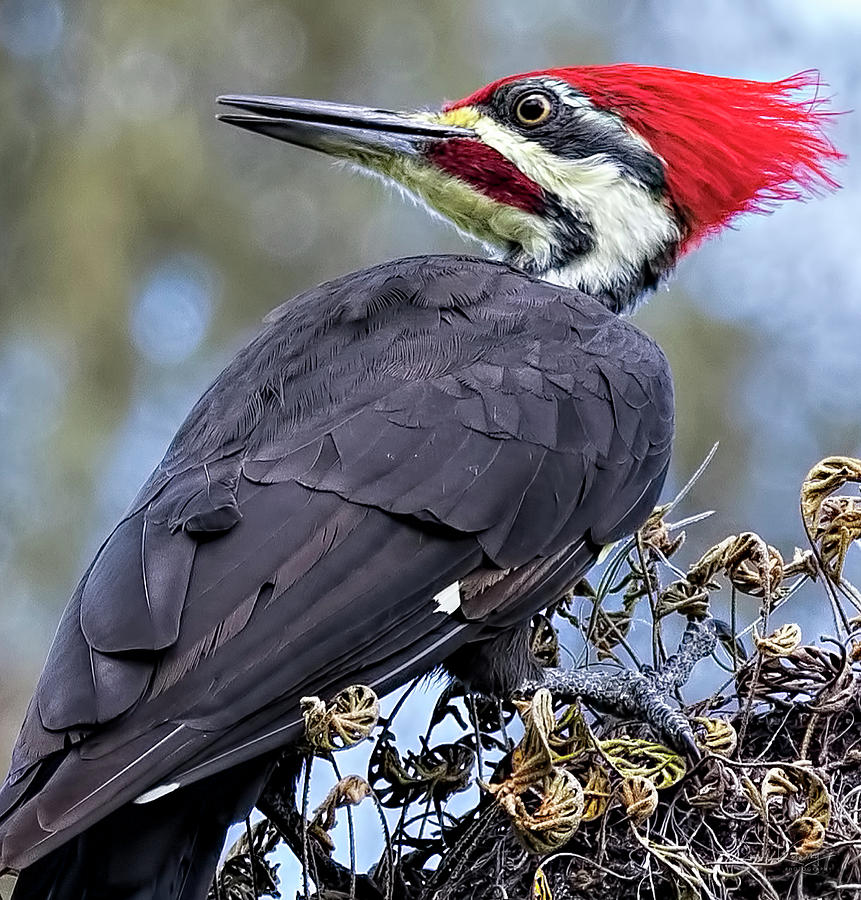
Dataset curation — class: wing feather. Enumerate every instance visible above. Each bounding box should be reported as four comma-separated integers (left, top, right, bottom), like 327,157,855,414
0,255,674,870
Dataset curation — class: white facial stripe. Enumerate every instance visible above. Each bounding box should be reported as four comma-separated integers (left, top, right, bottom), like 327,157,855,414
542,78,600,114
546,77,663,162
467,115,680,297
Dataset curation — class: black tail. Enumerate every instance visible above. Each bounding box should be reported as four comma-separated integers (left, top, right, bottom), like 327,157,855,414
10,760,269,900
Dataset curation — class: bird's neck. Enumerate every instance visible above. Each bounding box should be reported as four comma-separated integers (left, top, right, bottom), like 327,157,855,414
371,148,684,313
504,175,683,314
507,236,680,314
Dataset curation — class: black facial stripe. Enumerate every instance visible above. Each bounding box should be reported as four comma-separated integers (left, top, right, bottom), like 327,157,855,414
541,193,595,268
500,187,594,275
483,80,667,197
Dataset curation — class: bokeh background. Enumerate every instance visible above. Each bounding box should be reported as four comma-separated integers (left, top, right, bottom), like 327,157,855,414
1,0,860,892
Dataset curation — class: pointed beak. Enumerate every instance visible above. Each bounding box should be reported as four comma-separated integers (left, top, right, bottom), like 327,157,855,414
217,95,475,159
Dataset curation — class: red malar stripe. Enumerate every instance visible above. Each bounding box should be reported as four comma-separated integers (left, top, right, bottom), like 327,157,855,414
426,139,546,215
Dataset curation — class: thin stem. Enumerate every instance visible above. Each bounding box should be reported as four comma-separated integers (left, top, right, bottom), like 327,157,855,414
245,816,259,900
730,585,739,674
302,753,313,900
467,692,485,778
329,757,357,900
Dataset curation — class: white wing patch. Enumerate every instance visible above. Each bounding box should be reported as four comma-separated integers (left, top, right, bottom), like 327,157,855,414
433,581,462,615
596,541,619,564
133,781,181,805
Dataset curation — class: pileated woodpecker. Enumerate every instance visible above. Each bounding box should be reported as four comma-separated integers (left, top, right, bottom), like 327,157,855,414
1,66,840,898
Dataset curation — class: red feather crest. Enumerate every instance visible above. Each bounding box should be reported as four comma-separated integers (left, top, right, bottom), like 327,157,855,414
452,65,843,247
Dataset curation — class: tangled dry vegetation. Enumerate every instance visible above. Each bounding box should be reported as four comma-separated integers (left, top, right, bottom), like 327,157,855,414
209,455,861,900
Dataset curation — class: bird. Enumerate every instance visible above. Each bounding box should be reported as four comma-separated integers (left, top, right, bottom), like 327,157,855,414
0,65,840,899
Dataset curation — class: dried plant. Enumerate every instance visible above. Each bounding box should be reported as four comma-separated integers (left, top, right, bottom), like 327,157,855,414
211,453,861,900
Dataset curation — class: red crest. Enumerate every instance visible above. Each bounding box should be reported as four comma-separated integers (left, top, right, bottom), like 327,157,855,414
451,65,843,248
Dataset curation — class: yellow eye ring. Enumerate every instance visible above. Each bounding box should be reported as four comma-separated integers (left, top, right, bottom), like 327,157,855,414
514,92,553,127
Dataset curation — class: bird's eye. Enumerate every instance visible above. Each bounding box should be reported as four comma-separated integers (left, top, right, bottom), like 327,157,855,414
513,92,554,127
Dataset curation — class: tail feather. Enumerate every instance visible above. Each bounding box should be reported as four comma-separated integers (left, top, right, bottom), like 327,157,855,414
10,760,269,900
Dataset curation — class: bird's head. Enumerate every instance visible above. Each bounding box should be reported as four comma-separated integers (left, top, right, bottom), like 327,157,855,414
219,65,841,312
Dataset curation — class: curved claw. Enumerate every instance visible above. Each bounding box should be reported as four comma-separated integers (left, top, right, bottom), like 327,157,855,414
679,727,703,763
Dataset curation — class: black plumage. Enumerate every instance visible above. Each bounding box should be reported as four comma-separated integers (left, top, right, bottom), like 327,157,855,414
3,59,841,898
0,255,673,896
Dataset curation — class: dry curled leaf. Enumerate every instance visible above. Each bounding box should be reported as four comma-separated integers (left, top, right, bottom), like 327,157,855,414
621,774,659,825
719,533,782,599
686,772,725,810
782,546,818,579
589,602,637,659
737,642,847,705
301,685,380,752
762,767,798,804
532,865,554,899
509,767,585,854
599,738,686,789
755,623,803,659
639,505,685,559
801,456,861,533
759,765,831,848
694,717,738,757
660,533,784,620
815,495,861,580
770,766,829,848
484,691,555,805
655,581,711,620
686,536,740,588
508,690,556,788
581,765,612,822
797,768,831,829
788,815,826,856
369,739,473,808
208,819,281,900
726,540,783,599
310,774,371,842
487,691,585,853
531,613,560,667
548,702,592,763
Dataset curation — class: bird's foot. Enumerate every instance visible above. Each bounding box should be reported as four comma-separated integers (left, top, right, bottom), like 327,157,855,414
519,616,717,757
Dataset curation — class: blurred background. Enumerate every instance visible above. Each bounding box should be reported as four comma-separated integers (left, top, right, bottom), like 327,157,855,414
1,0,860,891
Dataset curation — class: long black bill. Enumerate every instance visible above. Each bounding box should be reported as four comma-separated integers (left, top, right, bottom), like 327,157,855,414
217,95,474,157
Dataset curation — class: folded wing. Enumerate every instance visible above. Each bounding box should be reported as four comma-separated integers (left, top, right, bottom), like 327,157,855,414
0,256,673,869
